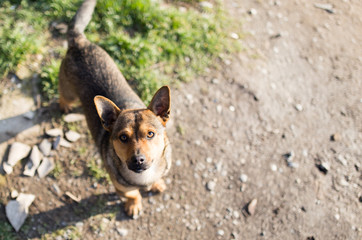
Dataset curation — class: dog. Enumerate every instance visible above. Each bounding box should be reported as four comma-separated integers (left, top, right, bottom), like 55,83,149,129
58,0,172,217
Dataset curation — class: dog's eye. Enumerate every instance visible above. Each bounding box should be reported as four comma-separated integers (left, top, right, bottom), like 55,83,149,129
119,134,128,142
147,131,155,139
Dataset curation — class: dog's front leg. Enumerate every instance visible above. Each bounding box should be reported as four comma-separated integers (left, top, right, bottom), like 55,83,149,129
120,189,142,217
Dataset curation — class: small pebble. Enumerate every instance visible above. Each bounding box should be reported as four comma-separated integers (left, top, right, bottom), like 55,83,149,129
65,130,81,142
216,105,222,113
206,180,216,191
64,113,85,123
239,174,248,183
229,106,235,112
270,164,277,171
330,133,341,142
248,8,257,15
11,190,19,199
295,104,303,111
247,198,258,215
230,32,239,39
116,228,128,237
217,229,225,236
46,128,63,137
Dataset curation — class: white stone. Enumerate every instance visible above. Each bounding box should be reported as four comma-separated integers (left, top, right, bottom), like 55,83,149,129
39,139,52,156
200,1,213,9
116,228,128,237
239,174,248,183
64,113,85,123
23,146,42,177
65,130,81,142
270,164,278,172
59,138,72,148
230,32,239,39
46,128,63,137
206,180,216,191
7,142,31,167
6,193,35,232
295,104,303,111
37,157,55,178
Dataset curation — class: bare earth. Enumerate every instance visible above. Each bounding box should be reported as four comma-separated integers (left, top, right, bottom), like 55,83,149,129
0,0,361,239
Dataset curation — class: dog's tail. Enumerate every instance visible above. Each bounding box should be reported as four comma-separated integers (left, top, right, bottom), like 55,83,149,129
67,0,97,47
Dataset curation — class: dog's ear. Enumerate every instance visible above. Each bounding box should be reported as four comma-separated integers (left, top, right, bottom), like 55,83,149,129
148,86,171,125
94,96,121,131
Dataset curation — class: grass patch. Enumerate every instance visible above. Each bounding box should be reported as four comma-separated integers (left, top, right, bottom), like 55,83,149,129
1,0,240,103
0,221,18,240
87,158,110,183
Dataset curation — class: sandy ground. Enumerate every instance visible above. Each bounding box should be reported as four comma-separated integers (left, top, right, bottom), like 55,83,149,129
0,0,361,239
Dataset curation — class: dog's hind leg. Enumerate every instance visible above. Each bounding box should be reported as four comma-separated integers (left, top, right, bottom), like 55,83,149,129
58,60,77,113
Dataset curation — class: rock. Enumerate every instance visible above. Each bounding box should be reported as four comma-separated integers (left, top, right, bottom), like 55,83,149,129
37,157,55,178
46,128,63,137
116,228,128,237
200,1,213,9
3,162,14,174
39,139,52,156
287,161,299,169
229,105,236,112
315,160,330,174
295,104,303,111
52,183,62,196
64,113,85,123
248,8,257,15
247,198,258,215
330,133,341,142
217,229,225,236
7,142,31,167
6,193,35,232
239,174,248,183
270,164,278,171
206,180,216,191
23,111,35,120
65,130,81,142
53,135,61,150
230,32,239,39
216,105,222,113
23,146,42,177
59,138,72,148
11,190,19,199
314,3,335,14
283,151,294,161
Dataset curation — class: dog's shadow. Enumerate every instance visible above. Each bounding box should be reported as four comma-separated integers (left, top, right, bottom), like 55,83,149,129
25,192,131,238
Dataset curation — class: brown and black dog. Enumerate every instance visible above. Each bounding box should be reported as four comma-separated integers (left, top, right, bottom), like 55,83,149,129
58,0,172,217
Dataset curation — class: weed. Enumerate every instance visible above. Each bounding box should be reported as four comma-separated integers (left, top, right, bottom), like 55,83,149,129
50,159,63,179
39,59,61,102
87,158,109,183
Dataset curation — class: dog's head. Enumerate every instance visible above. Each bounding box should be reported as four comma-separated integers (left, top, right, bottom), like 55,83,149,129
94,86,170,173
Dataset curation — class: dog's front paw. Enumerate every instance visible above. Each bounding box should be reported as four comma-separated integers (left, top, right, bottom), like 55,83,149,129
125,199,142,218
150,179,166,193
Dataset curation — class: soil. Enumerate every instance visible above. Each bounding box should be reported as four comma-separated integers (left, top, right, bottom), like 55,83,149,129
0,0,361,239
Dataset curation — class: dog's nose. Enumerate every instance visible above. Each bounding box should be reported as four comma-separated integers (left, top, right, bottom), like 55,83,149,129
132,155,145,166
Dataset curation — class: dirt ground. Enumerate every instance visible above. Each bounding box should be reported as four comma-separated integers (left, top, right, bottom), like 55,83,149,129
1,0,361,239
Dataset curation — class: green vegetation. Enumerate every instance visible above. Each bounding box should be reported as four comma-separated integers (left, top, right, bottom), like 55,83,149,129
87,158,110,183
0,221,18,240
1,0,239,102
